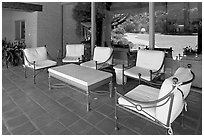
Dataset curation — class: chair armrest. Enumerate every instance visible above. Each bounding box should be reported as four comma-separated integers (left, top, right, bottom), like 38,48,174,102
116,85,176,106
23,51,35,66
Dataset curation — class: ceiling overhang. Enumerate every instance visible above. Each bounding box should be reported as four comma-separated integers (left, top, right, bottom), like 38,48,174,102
2,2,43,12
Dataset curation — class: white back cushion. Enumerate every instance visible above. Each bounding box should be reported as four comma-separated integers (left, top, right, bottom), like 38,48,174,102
136,50,165,71
23,47,47,65
156,67,193,125
93,47,113,64
173,67,193,98
65,44,84,57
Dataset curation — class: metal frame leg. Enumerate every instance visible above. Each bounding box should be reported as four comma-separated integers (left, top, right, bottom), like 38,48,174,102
33,69,36,84
109,80,113,98
114,87,119,130
48,73,51,90
86,90,90,112
24,66,27,78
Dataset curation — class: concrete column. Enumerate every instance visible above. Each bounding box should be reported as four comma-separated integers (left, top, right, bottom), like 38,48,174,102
91,2,96,56
197,2,202,54
103,10,111,47
149,2,155,50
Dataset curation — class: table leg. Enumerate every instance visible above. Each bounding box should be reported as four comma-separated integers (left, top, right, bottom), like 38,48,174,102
48,74,51,90
109,80,113,98
86,90,90,112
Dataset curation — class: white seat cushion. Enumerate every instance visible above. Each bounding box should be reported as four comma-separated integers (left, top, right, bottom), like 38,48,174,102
80,60,96,69
26,59,57,70
118,84,160,121
62,56,81,63
124,66,155,81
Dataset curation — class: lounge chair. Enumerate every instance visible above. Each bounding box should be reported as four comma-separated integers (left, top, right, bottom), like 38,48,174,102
80,46,113,70
123,49,165,84
115,64,195,135
62,43,85,64
23,45,57,84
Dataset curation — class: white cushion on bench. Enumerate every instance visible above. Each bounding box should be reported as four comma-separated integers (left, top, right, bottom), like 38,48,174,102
118,84,160,121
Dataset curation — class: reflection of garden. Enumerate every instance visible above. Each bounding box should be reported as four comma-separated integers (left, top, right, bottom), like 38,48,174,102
111,5,199,59
118,33,197,59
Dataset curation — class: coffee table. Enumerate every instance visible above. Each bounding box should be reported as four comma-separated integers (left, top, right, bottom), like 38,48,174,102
48,64,113,111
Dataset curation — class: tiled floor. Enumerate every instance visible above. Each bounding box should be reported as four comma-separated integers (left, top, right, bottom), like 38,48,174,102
2,65,202,135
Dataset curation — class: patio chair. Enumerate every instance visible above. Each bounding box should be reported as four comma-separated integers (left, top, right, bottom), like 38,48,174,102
23,45,57,84
123,49,165,84
80,46,114,70
62,43,85,64
115,64,195,135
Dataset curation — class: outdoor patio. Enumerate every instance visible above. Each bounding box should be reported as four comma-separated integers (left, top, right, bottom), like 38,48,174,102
2,65,202,135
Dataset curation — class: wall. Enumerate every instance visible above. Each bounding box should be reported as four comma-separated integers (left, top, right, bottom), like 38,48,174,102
35,2,62,58
2,2,82,58
2,9,37,47
62,3,81,55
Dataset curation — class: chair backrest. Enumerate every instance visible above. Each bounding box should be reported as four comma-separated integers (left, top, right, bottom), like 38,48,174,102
156,67,194,125
93,47,113,64
23,47,47,65
136,50,165,71
65,44,84,57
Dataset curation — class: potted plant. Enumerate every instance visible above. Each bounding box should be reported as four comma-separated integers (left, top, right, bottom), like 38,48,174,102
2,38,25,68
183,46,197,56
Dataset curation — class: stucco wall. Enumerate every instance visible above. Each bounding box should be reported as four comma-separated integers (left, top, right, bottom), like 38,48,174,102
63,3,81,45
2,2,81,58
2,9,37,47
35,2,62,59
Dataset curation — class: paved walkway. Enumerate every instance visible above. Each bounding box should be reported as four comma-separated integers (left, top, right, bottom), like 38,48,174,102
2,65,202,135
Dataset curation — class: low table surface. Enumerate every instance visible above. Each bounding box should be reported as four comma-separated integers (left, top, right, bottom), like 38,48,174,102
48,64,112,87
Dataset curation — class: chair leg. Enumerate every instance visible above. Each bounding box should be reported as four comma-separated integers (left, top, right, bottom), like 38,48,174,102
33,69,36,84
114,87,119,130
24,66,27,78
181,110,185,128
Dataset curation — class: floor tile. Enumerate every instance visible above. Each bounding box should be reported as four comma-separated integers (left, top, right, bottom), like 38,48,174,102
141,123,166,135
10,121,36,135
59,128,74,135
49,105,70,119
31,113,55,128
95,117,115,134
57,96,74,106
58,111,80,127
111,124,139,135
85,127,105,135
2,121,9,134
122,116,148,132
3,107,23,121
40,121,66,135
2,101,17,113
2,66,202,135
68,119,93,134
25,107,48,120
30,130,42,135
6,114,29,129
41,99,63,112
83,110,106,126
96,103,114,116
